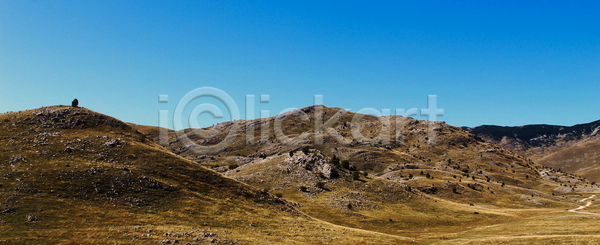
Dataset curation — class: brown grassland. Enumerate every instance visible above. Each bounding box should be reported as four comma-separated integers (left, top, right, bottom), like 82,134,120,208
1,106,600,244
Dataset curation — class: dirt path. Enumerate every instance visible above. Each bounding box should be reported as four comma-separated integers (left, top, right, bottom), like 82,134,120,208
567,194,599,215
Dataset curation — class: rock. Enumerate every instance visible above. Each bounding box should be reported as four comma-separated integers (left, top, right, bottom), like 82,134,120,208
316,163,339,179
8,155,27,163
418,186,438,194
284,151,339,178
26,215,38,222
105,139,120,147
201,232,218,238
159,238,179,244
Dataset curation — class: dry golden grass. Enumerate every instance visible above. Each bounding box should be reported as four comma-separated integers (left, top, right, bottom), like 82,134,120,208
0,106,413,244
3,106,600,244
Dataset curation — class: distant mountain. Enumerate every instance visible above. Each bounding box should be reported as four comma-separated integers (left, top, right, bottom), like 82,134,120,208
467,120,600,181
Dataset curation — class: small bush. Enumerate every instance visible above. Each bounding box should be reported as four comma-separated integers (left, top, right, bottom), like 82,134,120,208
341,160,350,169
347,203,353,209
299,186,308,192
275,193,283,198
138,133,146,142
228,164,239,170
352,171,360,180
302,146,310,154
331,155,340,166
316,182,325,189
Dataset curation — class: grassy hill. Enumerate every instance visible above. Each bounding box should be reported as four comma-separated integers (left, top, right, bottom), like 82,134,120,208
537,140,600,183
4,105,600,244
468,121,600,182
148,105,600,241
0,106,411,244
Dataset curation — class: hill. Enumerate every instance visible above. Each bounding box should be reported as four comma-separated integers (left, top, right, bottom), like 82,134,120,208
149,105,598,241
468,120,600,182
0,106,411,244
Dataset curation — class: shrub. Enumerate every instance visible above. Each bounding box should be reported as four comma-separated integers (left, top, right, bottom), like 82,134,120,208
426,173,431,179
316,182,325,189
347,203,353,209
228,164,239,170
299,186,308,192
341,160,350,169
289,151,294,157
71,99,79,107
331,155,340,166
352,171,360,180
275,193,283,198
138,133,146,142
302,146,310,154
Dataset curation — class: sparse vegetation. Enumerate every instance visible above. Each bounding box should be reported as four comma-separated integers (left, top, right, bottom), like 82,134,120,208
331,155,340,167
316,182,326,189
302,146,310,154
6,105,596,244
351,171,360,180
341,160,350,169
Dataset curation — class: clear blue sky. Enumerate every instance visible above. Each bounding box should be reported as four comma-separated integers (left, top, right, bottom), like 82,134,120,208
1,1,598,128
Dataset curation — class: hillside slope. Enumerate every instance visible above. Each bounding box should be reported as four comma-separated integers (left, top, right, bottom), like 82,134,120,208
468,120,600,182
151,105,595,240
0,106,411,244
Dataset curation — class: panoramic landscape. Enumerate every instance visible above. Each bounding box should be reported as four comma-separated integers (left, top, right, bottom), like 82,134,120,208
1,1,599,244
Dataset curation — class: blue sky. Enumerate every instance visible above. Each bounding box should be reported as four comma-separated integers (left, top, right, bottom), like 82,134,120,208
1,1,598,128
